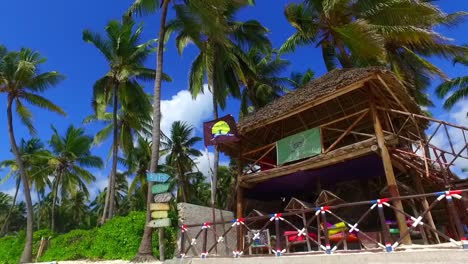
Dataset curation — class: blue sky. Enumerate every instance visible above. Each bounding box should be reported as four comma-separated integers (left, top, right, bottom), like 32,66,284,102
0,0,467,199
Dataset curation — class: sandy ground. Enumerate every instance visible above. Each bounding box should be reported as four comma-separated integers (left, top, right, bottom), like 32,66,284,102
30,261,162,264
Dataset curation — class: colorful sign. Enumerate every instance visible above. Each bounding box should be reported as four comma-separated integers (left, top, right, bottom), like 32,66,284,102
148,218,171,228
203,115,239,146
150,203,170,211
152,183,170,194
151,211,168,219
276,127,322,165
146,172,170,183
154,192,173,203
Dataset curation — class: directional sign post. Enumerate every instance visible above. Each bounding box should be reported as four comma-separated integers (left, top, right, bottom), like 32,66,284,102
154,192,173,203
147,172,170,183
148,218,171,228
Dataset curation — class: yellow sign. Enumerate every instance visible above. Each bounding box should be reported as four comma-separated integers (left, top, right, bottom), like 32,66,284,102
150,203,170,211
151,211,168,219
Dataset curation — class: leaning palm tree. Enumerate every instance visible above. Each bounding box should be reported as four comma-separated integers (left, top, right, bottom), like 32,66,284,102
0,48,65,262
436,51,468,109
47,125,103,232
161,121,202,202
83,16,156,223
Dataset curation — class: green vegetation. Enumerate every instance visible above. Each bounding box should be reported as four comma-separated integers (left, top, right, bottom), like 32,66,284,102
0,211,176,263
1,0,467,261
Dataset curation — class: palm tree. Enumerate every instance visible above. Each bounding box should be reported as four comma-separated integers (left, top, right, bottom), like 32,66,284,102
290,69,315,89
436,51,468,109
128,0,174,259
0,138,51,235
280,0,385,70
83,16,156,223
0,48,65,263
161,121,202,202
47,125,103,232
170,0,270,233
238,49,290,117
281,0,466,106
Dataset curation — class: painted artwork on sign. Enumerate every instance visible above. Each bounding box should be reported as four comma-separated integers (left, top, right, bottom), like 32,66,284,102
154,192,173,203
203,115,239,146
276,127,322,165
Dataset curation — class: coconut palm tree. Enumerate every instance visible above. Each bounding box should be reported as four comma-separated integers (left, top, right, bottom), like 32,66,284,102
128,0,181,259
0,138,51,235
281,0,466,106
161,121,202,202
436,51,468,109
0,48,65,262
83,16,157,223
169,0,270,233
290,69,315,89
238,49,290,117
47,125,103,232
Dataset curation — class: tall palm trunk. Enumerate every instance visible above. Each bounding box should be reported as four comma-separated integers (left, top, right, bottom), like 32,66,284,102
0,178,20,236
108,84,120,220
335,39,353,68
134,0,170,261
101,83,119,224
178,163,188,202
208,48,219,254
7,97,34,263
50,173,61,232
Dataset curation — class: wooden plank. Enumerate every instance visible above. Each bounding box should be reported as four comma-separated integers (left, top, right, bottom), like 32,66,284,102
154,192,173,203
151,211,169,219
152,183,170,194
148,218,171,228
324,110,368,153
150,203,170,211
147,172,170,183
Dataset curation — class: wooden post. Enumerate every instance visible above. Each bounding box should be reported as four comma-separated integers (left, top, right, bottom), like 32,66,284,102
236,154,244,254
321,210,331,254
159,228,165,261
411,174,440,243
302,212,312,252
274,216,282,256
370,100,412,245
377,202,393,252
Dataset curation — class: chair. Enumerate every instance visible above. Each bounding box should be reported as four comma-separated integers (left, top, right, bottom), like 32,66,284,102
245,229,272,255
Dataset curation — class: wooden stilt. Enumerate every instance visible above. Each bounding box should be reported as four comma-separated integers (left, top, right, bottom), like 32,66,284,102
411,174,440,243
371,99,412,245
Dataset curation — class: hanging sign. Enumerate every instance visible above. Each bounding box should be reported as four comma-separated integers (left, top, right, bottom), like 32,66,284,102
276,127,322,165
152,211,169,219
147,172,170,183
154,192,173,203
148,218,171,228
203,114,240,146
152,183,170,194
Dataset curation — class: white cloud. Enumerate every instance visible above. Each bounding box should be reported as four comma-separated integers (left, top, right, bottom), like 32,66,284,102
160,86,213,135
448,100,468,127
88,172,108,200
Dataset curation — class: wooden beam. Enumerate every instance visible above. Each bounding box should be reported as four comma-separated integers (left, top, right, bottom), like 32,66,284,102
319,108,369,128
242,142,275,157
370,98,412,245
325,110,369,153
242,136,390,184
411,174,440,243
241,76,376,134
321,127,374,138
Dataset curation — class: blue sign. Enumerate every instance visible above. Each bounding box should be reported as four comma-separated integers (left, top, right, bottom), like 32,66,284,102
147,172,170,183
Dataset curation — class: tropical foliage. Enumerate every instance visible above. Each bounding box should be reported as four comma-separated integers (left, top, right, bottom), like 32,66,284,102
1,0,467,261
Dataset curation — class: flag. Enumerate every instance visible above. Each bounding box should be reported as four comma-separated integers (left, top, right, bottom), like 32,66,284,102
276,127,321,165
203,115,239,146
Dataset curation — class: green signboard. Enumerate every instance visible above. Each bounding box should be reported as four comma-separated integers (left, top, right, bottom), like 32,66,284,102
276,127,322,165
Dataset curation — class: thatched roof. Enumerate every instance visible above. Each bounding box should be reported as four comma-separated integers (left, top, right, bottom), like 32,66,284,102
237,67,421,134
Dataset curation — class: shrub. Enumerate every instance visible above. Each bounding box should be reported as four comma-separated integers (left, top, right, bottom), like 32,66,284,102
39,229,94,261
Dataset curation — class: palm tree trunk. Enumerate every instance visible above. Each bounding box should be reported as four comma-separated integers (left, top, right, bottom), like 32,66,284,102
7,97,34,263
335,39,353,68
0,178,20,236
51,173,61,232
208,48,219,254
101,83,119,224
134,0,170,261
178,163,188,203
108,85,120,220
